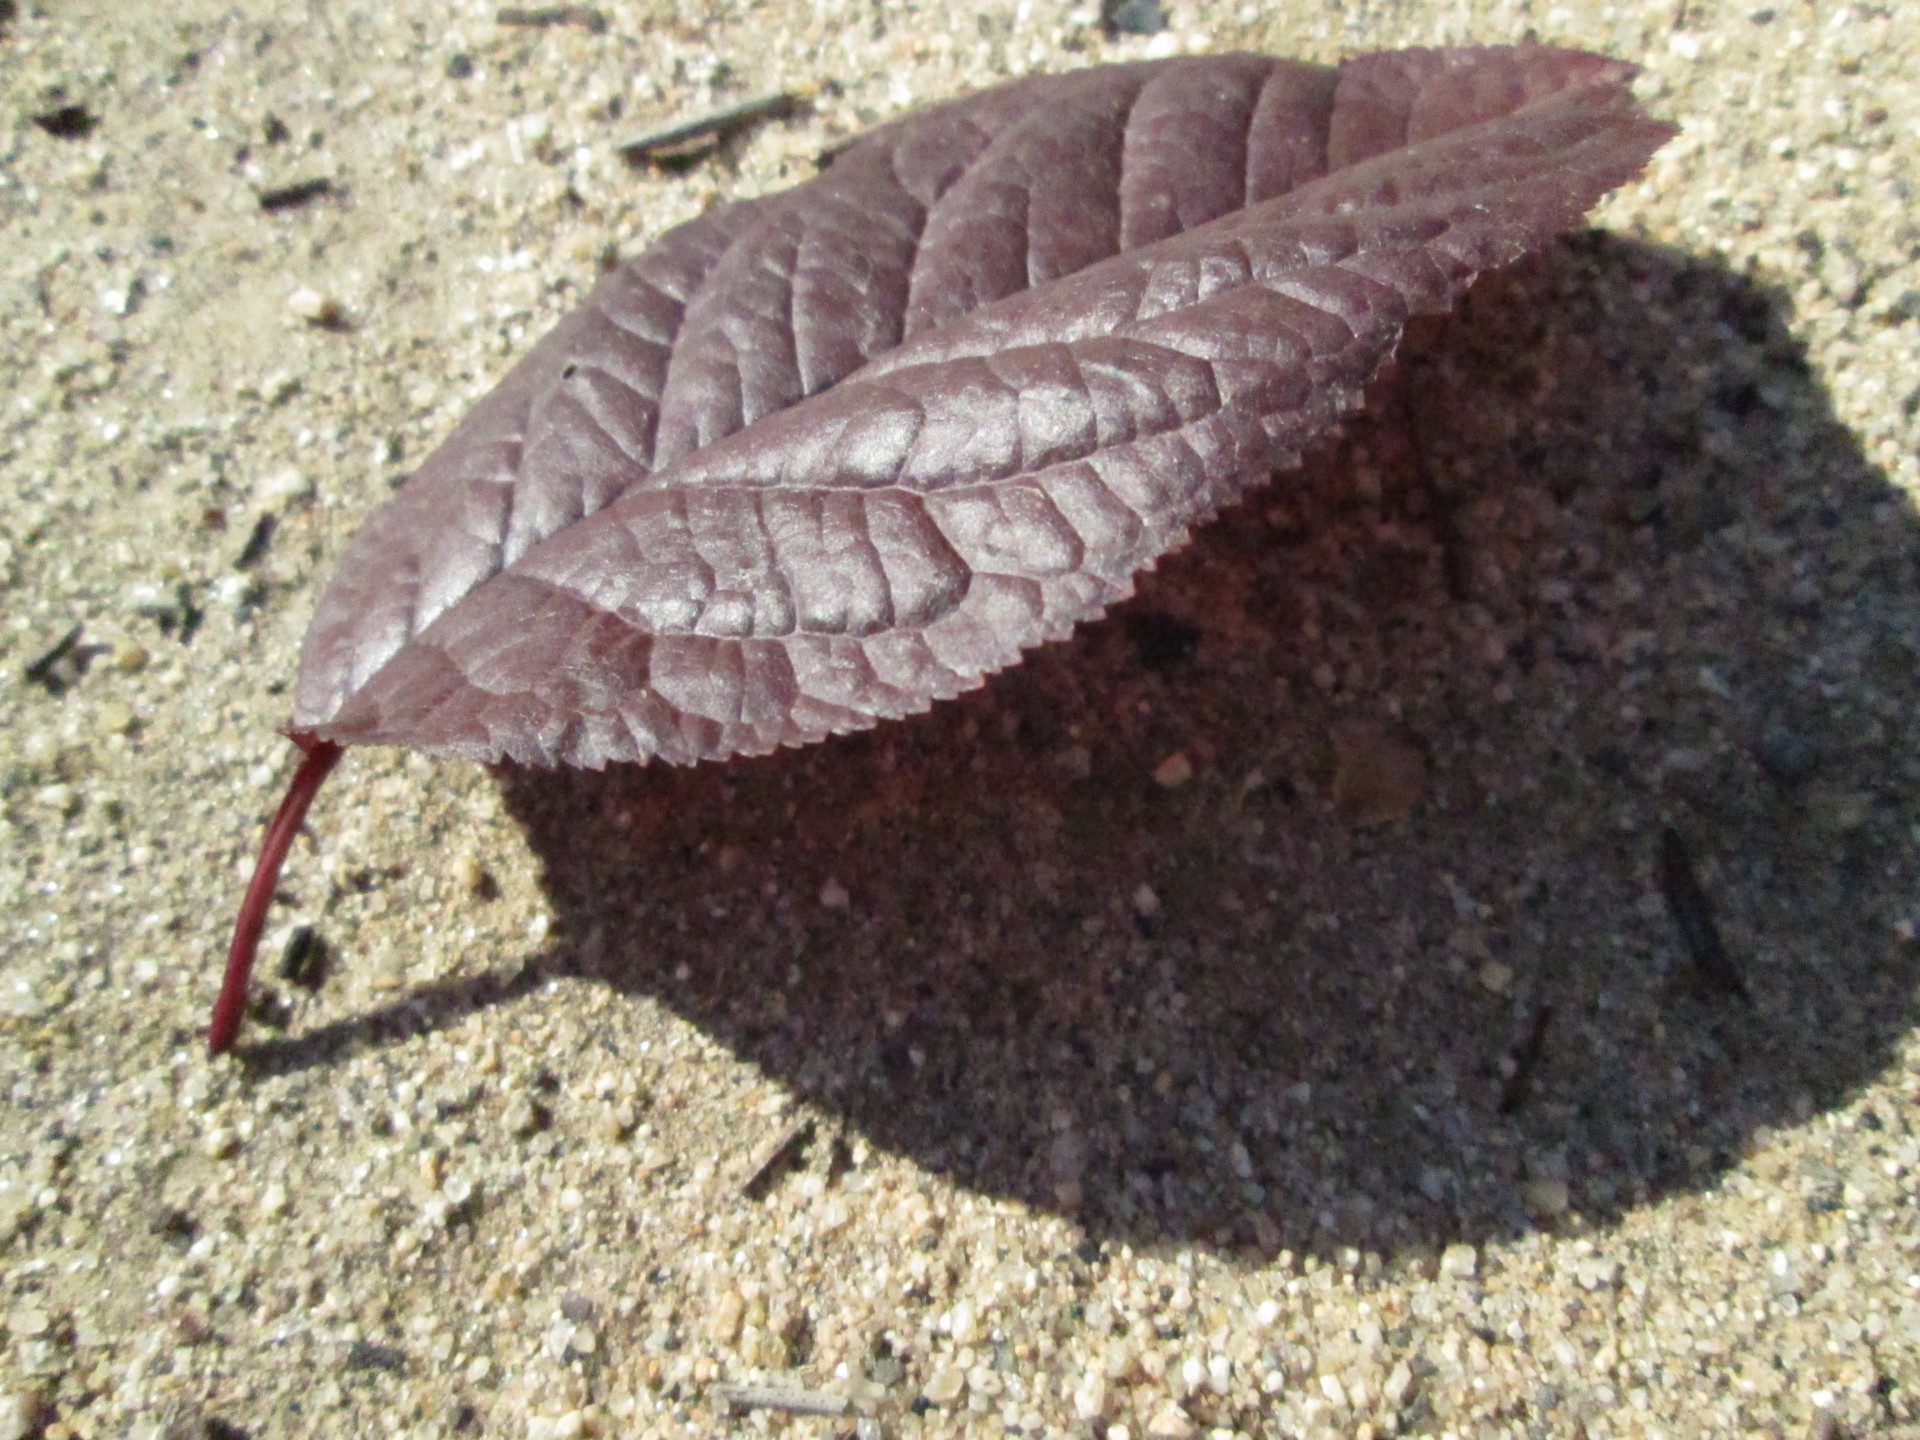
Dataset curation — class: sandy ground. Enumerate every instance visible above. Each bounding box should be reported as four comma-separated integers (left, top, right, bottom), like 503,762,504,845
3,0,1919,1437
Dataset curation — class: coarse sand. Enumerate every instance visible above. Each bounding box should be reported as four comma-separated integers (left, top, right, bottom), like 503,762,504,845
2,1,1919,1437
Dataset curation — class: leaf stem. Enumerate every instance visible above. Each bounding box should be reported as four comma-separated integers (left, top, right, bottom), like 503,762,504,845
210,734,343,1055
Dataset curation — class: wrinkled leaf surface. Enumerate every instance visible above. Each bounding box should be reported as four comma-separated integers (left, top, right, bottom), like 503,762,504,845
291,46,1671,768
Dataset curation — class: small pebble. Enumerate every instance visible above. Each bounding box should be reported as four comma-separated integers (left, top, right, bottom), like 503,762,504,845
1071,1372,1108,1420
1332,730,1426,826
1103,0,1167,35
1523,1177,1571,1216
0,1391,39,1440
1755,726,1819,785
1177,1355,1205,1398
1438,1242,1478,1279
947,1300,977,1344
505,1097,546,1137
95,700,135,735
708,1289,745,1345
1145,1404,1197,1439
1206,1354,1231,1394
1574,1255,1622,1292
922,1367,965,1406
1053,744,1093,779
286,286,345,327
254,467,313,505
8,1307,48,1339
1383,1360,1416,1407
1152,751,1194,788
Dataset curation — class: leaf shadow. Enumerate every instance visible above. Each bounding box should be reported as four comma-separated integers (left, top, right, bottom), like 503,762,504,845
269,235,1920,1265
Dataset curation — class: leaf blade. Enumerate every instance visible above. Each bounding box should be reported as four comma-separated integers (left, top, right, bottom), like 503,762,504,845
293,46,1672,767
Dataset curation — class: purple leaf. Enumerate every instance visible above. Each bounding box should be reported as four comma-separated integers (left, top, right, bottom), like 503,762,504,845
214,44,1672,1052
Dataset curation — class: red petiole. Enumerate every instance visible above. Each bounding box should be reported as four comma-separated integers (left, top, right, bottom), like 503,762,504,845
209,733,342,1055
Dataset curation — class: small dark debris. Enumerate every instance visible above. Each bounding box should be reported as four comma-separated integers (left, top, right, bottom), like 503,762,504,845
445,52,475,80
296,295,351,332
0,1,16,27
827,1130,855,1184
1883,289,1920,325
1754,726,1819,786
496,4,608,31
451,1403,480,1433
150,1207,201,1249
173,1307,216,1347
203,1420,251,1440
560,1293,595,1323
277,925,329,991
25,623,100,696
246,986,295,1032
1124,611,1201,670
1659,828,1749,1002
343,1339,408,1373
235,513,276,570
1074,1235,1103,1266
33,104,98,139
815,132,861,169
137,581,204,643
617,91,806,168
1498,1004,1555,1116
1101,0,1166,35
257,177,333,213
263,114,291,146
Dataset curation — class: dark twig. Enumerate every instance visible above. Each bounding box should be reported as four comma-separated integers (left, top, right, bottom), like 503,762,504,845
1498,1004,1555,1115
738,1116,815,1199
712,1382,848,1419
1659,828,1749,1002
258,178,334,213
235,514,277,570
24,623,87,694
497,4,608,30
617,92,807,167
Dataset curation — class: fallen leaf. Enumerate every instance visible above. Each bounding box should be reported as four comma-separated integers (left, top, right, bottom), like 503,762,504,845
213,45,1673,1052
